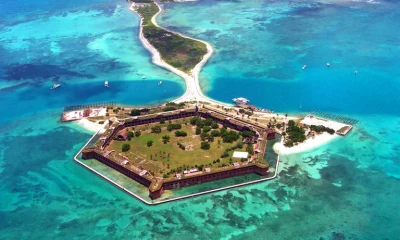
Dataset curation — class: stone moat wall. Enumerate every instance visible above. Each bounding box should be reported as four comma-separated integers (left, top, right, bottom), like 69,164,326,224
82,150,269,199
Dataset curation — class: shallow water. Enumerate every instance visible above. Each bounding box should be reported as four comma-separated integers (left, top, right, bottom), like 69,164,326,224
1,0,400,239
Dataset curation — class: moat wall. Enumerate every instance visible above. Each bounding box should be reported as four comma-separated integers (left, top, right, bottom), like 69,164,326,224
82,150,268,199
82,151,152,187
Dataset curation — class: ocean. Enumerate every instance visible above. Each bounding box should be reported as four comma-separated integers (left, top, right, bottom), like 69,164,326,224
0,0,399,239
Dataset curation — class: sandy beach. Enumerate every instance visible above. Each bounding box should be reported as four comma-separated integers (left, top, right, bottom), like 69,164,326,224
76,118,106,133
274,132,338,155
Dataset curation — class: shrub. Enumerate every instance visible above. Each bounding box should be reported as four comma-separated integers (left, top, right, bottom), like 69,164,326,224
160,118,165,124
204,118,213,126
162,135,170,144
98,121,105,125
147,140,153,147
236,142,243,149
221,151,229,158
276,123,282,129
246,143,254,155
130,109,141,116
163,106,177,112
122,144,130,152
127,131,134,140
175,131,187,137
203,126,211,133
211,122,219,129
167,123,181,131
135,131,141,137
190,117,200,125
177,142,185,150
242,131,255,138
151,126,162,133
200,132,209,141
201,141,210,150
195,126,201,135
210,130,220,137
222,131,240,143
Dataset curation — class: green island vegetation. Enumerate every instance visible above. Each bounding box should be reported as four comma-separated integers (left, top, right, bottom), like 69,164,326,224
284,120,306,147
131,0,208,73
108,117,254,178
309,125,335,135
130,102,186,117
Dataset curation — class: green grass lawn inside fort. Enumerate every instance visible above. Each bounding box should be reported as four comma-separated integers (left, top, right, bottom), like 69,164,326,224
107,118,251,178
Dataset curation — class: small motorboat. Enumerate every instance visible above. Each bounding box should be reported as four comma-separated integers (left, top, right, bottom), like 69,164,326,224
302,65,307,70
354,70,358,75
50,84,60,90
142,76,146,79
158,81,162,85
105,80,109,87
326,63,331,67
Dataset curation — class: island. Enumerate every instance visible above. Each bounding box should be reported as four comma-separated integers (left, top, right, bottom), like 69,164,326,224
130,0,208,74
81,104,276,199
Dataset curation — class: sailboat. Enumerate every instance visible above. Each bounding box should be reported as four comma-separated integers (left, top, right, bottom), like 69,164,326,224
105,81,109,87
50,84,60,90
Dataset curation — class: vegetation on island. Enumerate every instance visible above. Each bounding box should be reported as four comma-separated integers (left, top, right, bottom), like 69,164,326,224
309,125,335,135
131,0,208,73
284,120,306,147
283,120,336,147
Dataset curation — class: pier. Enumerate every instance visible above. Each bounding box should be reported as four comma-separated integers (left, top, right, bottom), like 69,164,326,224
310,111,359,125
63,102,116,112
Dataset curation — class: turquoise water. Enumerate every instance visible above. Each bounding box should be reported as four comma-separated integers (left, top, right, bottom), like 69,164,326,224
1,0,400,239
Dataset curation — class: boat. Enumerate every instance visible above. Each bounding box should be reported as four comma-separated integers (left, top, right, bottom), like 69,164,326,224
104,81,109,87
232,97,250,105
354,70,358,75
142,76,146,79
158,81,162,85
326,63,331,67
50,84,60,90
302,65,307,70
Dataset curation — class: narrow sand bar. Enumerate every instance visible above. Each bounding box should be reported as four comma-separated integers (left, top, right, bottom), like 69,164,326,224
129,2,214,104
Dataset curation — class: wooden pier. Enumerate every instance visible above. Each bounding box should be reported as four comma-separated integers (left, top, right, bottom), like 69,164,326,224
63,102,116,112
310,111,359,125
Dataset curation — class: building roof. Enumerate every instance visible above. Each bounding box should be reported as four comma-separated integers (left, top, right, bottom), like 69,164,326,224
232,151,249,159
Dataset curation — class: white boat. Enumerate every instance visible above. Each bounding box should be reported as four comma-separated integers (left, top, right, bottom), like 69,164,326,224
105,81,109,87
158,81,162,85
232,97,250,105
50,84,60,90
354,70,358,75
302,65,307,70
142,76,146,79
326,63,331,67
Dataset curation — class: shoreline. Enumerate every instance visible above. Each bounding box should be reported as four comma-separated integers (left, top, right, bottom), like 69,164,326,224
274,132,338,155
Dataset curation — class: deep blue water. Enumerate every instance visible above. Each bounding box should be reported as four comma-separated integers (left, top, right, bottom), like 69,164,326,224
1,0,400,239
